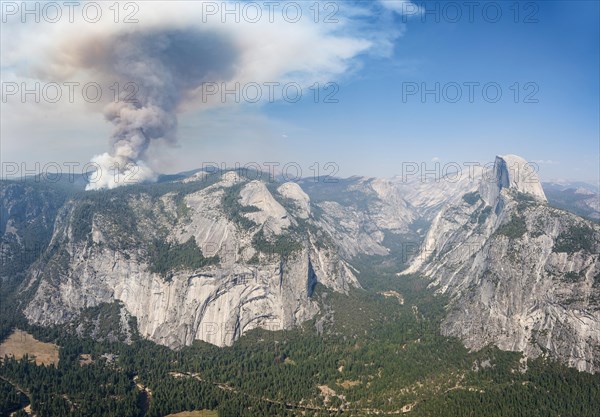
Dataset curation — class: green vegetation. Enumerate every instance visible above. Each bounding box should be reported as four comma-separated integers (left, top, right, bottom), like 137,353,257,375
3,177,600,417
0,182,69,284
0,378,27,414
2,268,599,417
69,194,142,251
477,205,492,224
469,204,492,225
221,182,259,229
2,263,600,417
1,353,140,417
553,225,597,253
174,193,192,221
414,357,600,417
563,271,583,283
251,228,303,258
148,237,219,279
71,202,95,242
496,215,527,239
69,302,134,343
513,191,538,211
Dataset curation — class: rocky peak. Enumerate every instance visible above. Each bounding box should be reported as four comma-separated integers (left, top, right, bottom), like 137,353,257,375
277,182,311,219
18,173,360,349
402,154,599,372
239,180,291,235
479,154,547,205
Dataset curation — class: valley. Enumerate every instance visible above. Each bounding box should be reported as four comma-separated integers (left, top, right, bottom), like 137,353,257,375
1,155,599,416
2,1,597,415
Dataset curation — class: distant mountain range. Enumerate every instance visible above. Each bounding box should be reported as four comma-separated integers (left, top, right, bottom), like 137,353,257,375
542,181,600,221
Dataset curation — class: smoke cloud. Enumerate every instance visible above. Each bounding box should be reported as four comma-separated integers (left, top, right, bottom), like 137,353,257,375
76,29,239,189
2,1,406,189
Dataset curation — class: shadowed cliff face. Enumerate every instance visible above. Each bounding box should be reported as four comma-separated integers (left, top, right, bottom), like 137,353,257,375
0,183,69,285
479,154,547,206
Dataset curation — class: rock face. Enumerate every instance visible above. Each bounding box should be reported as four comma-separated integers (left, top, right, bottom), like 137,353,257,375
479,155,546,205
22,173,359,348
299,174,479,260
277,182,310,219
0,182,68,284
543,181,600,221
5,154,599,373
404,155,600,372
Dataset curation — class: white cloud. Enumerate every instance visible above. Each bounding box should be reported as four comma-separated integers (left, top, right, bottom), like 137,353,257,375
533,160,560,165
2,2,375,103
1,1,408,184
378,0,423,16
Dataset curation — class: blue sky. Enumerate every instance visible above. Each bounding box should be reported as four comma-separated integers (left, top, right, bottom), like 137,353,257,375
1,1,598,183
259,1,600,181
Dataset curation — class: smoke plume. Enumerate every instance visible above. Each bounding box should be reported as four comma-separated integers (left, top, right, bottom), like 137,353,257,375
80,29,238,190
3,2,384,189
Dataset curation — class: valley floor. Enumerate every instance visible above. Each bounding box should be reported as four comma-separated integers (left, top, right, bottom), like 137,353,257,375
1,274,599,417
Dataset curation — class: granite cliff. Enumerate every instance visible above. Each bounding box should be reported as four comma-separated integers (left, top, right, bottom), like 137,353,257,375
403,155,600,372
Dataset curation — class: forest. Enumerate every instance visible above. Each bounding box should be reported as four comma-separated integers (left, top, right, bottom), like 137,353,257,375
2,269,599,417
1,178,599,416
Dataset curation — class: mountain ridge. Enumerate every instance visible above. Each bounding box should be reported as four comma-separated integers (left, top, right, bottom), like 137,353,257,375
2,154,598,373
403,155,600,372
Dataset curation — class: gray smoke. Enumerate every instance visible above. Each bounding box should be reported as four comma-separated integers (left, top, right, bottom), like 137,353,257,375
84,29,239,189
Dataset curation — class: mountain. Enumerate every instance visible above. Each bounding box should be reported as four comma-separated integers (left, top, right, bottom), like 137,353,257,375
543,181,600,221
2,155,600,416
298,170,481,261
403,155,600,372
0,182,69,285
13,172,358,349
2,154,599,374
